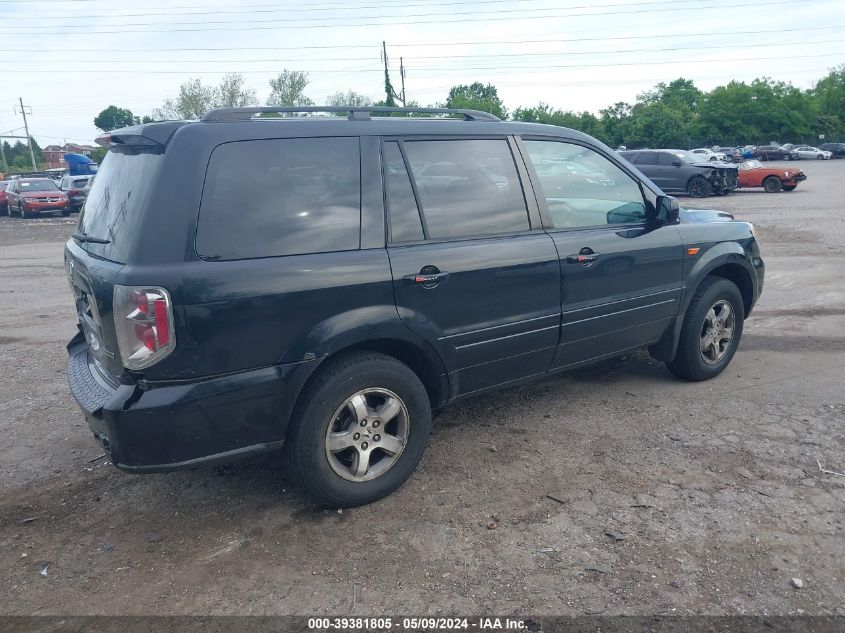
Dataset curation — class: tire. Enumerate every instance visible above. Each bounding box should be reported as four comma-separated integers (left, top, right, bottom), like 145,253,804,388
782,185,797,191
687,176,712,198
61,207,71,217
763,176,783,193
18,204,27,219
754,154,766,161
666,277,745,381
285,351,432,507
783,154,792,161
817,154,824,160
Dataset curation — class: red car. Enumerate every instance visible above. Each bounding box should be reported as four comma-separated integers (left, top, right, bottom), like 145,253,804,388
4,177,70,217
737,159,807,193
0,181,9,213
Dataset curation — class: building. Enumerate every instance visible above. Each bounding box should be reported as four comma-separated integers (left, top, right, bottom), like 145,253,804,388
42,143,99,170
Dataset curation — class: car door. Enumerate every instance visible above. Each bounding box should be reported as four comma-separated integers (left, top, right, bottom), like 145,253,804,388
383,137,561,396
629,151,669,191
6,180,18,210
519,137,684,368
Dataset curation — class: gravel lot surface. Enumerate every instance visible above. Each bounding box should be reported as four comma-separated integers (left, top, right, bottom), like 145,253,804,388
0,160,843,616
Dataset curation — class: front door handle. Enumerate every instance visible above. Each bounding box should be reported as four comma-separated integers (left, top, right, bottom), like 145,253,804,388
403,268,449,287
566,248,600,266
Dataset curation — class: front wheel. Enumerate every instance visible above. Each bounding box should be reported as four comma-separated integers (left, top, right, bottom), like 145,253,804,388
817,154,825,160
687,176,712,198
18,204,27,219
285,351,432,507
783,154,792,161
763,176,783,193
667,277,744,381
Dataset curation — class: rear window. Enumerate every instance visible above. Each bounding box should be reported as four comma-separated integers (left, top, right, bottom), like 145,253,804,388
72,178,89,188
196,137,361,260
76,148,164,263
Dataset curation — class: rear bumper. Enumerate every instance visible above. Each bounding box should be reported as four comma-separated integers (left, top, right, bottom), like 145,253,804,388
66,332,316,472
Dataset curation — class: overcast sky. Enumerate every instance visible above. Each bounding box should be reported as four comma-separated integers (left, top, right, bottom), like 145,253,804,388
1,0,844,147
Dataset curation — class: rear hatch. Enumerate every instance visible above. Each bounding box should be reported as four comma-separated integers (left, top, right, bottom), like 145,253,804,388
65,129,173,380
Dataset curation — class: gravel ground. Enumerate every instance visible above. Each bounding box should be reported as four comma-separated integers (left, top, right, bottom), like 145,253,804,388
0,160,843,616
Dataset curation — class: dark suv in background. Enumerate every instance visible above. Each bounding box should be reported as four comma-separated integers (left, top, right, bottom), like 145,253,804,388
753,145,799,161
819,142,845,158
66,106,764,506
618,149,738,198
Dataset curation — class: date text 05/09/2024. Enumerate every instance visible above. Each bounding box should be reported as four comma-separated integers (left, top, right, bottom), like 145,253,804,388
307,617,528,631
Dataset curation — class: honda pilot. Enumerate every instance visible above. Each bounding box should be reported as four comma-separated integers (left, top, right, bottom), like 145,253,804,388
66,106,765,506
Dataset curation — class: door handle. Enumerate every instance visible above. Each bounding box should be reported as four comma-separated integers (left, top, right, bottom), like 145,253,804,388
566,248,600,266
403,270,449,287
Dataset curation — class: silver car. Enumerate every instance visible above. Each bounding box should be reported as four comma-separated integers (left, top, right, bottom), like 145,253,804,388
793,145,832,160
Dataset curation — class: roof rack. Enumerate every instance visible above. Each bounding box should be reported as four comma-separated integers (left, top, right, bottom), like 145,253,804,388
201,106,501,122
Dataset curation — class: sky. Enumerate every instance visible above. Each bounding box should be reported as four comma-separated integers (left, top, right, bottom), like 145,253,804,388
1,0,844,147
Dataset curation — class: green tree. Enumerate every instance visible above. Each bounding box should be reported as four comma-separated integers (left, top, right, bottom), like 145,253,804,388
267,70,313,107
91,147,108,164
154,78,217,119
326,90,373,108
811,65,845,139
94,105,136,132
446,83,506,118
216,73,258,108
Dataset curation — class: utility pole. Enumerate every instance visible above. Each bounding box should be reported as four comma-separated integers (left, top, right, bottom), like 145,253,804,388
0,141,7,173
15,98,37,170
399,57,407,107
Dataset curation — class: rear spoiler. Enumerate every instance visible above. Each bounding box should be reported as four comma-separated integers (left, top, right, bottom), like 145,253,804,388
95,121,185,149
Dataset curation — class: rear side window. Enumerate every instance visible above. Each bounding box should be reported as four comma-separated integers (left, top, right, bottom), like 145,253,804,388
403,139,529,240
383,141,423,243
633,152,658,165
197,137,361,260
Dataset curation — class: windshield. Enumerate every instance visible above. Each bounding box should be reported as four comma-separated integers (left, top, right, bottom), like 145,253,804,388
740,160,763,170
76,148,164,263
20,179,59,192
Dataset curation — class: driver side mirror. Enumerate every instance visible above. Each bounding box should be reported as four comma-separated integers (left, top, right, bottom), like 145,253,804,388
655,195,680,225
671,159,682,167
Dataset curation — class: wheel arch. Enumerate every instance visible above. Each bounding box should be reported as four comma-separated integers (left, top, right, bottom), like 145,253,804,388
650,247,757,362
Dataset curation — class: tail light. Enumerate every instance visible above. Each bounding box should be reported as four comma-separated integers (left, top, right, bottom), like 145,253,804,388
113,285,175,370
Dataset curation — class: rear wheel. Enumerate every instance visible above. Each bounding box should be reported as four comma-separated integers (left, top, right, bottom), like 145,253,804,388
763,176,783,193
667,277,745,381
687,176,712,198
782,184,797,191
285,351,432,507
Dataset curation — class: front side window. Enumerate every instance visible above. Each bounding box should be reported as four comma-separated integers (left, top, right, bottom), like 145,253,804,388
197,137,361,260
524,140,647,228
403,139,529,240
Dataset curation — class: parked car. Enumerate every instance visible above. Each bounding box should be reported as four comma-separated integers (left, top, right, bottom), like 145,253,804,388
793,146,832,160
737,159,807,192
5,177,70,217
618,149,738,197
690,148,727,162
818,143,845,158
714,147,743,163
65,106,764,507
59,174,94,211
0,180,9,213
752,145,799,161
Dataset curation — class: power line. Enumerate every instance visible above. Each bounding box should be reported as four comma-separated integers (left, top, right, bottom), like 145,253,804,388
4,0,809,35
8,38,839,65
4,24,841,54
5,52,843,75
3,0,681,20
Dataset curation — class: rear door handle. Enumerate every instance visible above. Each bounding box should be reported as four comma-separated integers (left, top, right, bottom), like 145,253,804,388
403,271,449,287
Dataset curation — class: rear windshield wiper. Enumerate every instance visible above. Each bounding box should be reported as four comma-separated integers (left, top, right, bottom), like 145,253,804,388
72,232,111,244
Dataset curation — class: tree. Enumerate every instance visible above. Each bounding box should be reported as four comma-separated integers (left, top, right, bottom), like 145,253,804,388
91,147,108,164
267,70,313,107
326,90,373,108
94,106,136,132
446,83,506,118
154,78,217,120
216,73,258,108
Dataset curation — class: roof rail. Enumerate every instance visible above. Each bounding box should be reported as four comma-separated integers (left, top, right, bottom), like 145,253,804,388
201,106,501,122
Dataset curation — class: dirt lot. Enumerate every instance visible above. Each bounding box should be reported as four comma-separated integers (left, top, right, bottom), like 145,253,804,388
0,161,843,617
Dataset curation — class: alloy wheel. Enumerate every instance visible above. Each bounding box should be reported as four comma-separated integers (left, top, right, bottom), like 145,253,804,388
699,299,736,365
324,388,409,482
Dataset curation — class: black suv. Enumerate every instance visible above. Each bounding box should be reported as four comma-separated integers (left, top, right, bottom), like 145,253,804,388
819,142,845,158
618,149,738,198
66,106,764,506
